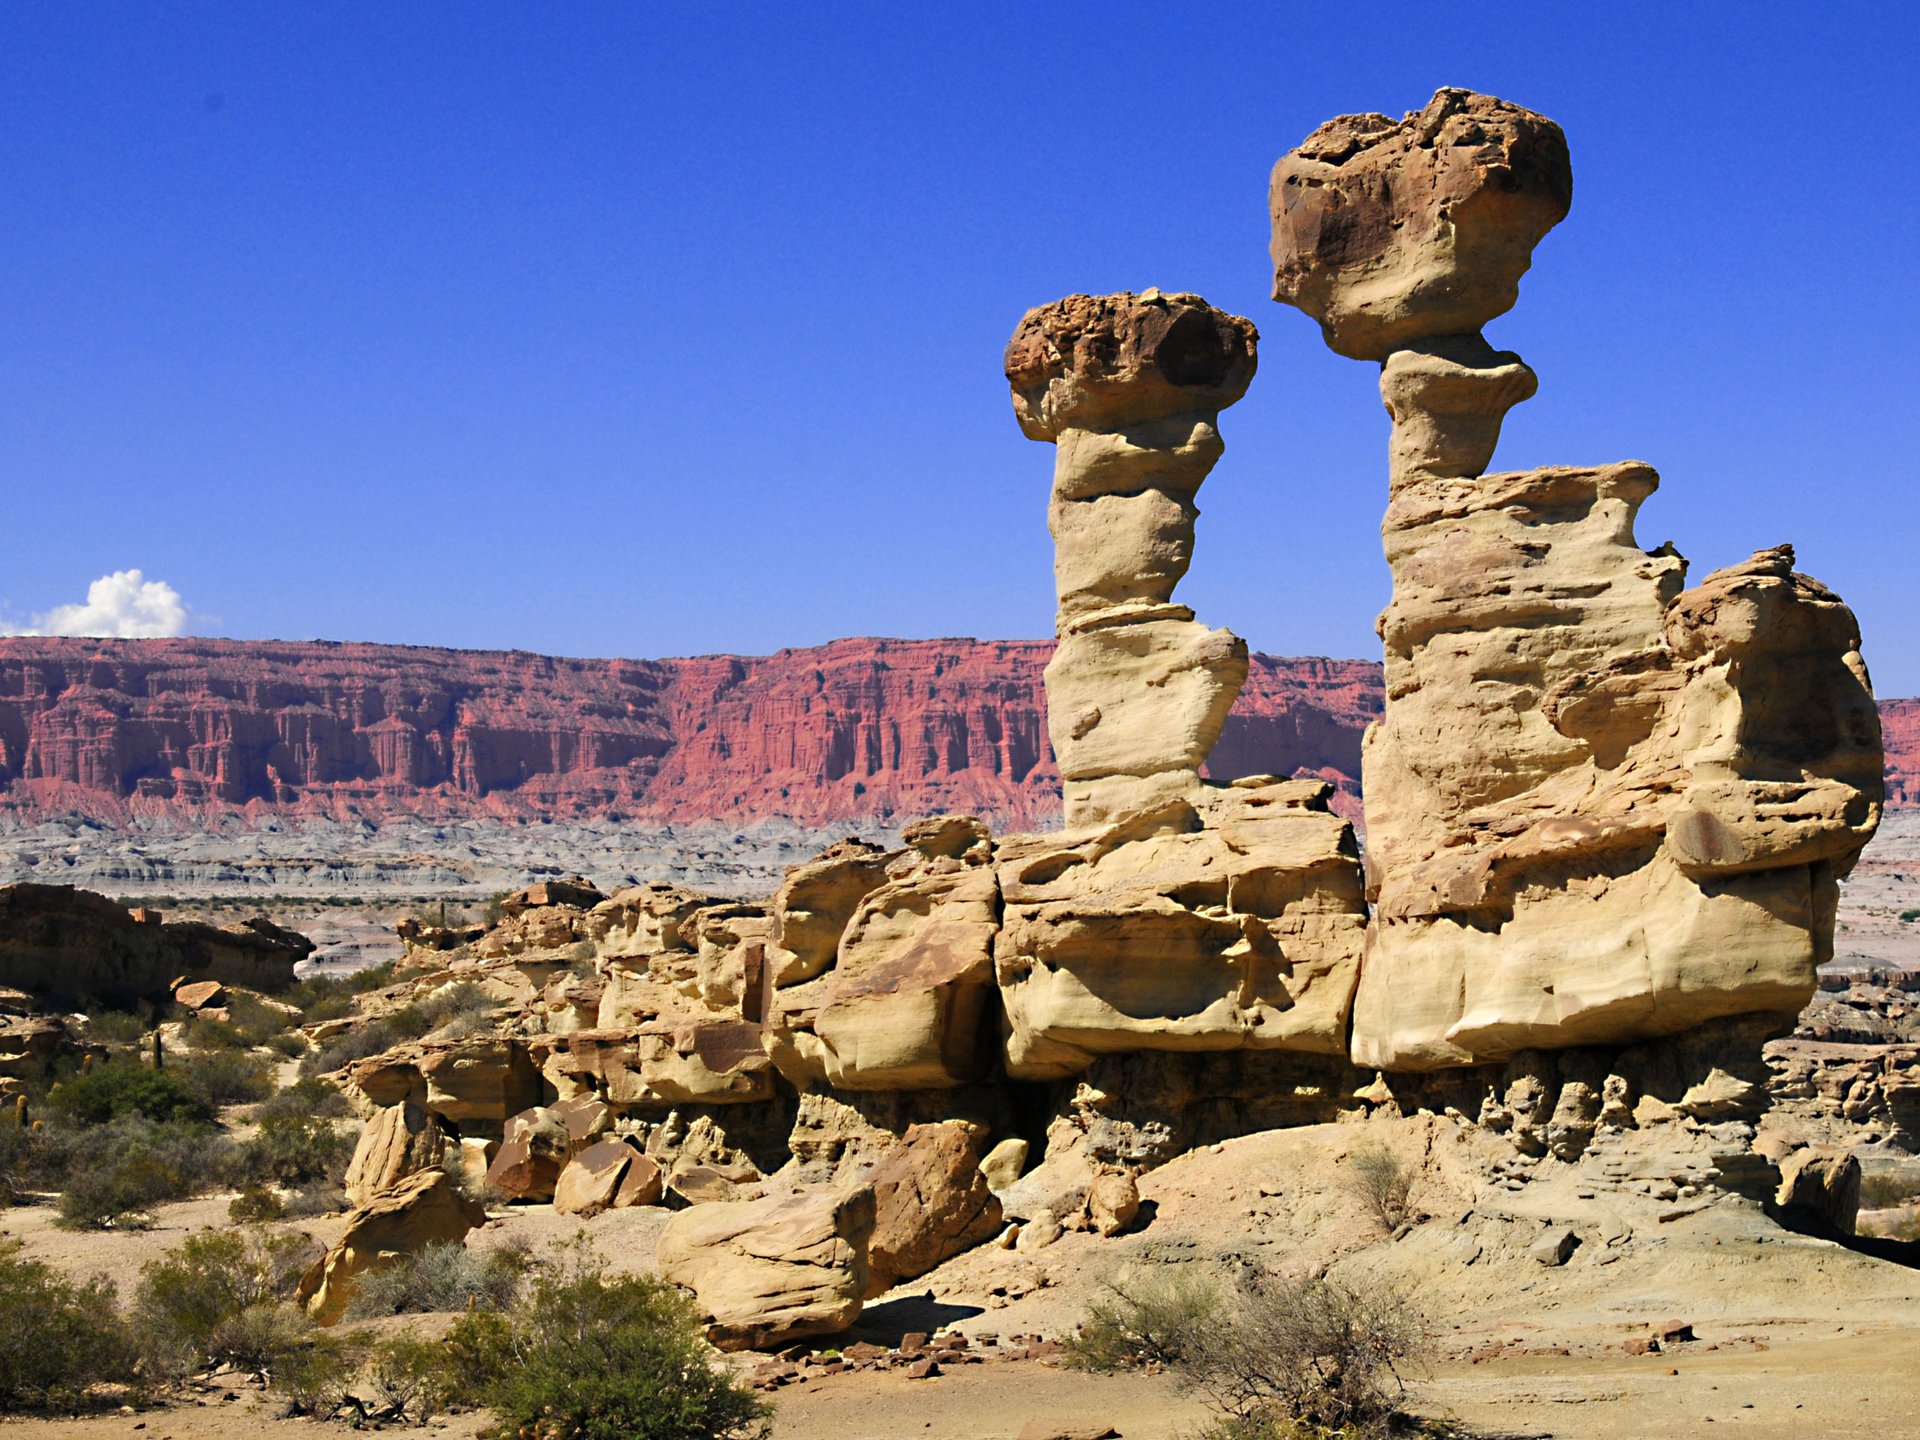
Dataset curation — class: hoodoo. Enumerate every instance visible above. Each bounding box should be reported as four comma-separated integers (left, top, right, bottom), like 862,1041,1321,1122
1269,88,1883,1068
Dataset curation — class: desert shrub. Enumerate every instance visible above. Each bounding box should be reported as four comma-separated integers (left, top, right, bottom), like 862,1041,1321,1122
366,1334,456,1422
270,1324,365,1417
268,1030,308,1058
49,1058,212,1126
452,1241,770,1440
230,1185,289,1222
1901,908,1920,924
132,1228,319,1377
256,1074,352,1122
345,1237,530,1318
231,1110,352,1189
346,958,402,993
53,1119,238,1228
0,1238,139,1410
283,1176,349,1217
1182,1271,1430,1439
82,1008,151,1045
180,1050,276,1109
1065,1267,1220,1370
1861,1170,1920,1209
300,1019,398,1078
1345,1144,1415,1233
388,981,496,1043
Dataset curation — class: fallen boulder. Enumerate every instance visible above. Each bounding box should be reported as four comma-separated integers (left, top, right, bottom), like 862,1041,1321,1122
655,1185,875,1350
864,1122,1003,1297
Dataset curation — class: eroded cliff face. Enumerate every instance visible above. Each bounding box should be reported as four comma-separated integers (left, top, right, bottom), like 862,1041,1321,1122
0,636,1379,831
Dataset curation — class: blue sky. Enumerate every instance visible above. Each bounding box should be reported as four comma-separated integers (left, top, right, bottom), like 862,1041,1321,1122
2,4,1916,691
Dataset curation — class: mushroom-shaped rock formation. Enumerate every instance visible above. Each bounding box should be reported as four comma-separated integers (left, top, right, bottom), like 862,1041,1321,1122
1270,87,1572,362
1271,88,1883,1069
1005,289,1256,828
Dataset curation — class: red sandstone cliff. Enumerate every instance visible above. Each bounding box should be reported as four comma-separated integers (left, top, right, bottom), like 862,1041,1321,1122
0,635,1907,829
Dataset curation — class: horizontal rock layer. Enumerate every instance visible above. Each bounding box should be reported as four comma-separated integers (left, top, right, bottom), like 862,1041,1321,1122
0,636,1908,831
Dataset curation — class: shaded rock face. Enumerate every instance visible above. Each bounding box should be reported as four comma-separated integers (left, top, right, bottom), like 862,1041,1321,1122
1270,88,1572,361
863,1122,1003,1298
1270,88,1883,1071
655,1184,876,1351
0,883,309,1005
1007,291,1255,829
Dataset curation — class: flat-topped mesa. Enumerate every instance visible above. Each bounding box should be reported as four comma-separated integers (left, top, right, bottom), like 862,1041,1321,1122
1272,90,1883,1070
1005,289,1255,828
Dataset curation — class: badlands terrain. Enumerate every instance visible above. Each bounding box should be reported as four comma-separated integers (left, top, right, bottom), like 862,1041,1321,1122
5,84,1920,1440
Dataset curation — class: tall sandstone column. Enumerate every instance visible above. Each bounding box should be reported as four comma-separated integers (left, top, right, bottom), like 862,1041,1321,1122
1005,290,1255,829
1270,89,1883,1069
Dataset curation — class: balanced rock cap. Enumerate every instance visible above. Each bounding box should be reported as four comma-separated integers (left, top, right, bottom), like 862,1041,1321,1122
1270,88,1572,361
1005,289,1257,440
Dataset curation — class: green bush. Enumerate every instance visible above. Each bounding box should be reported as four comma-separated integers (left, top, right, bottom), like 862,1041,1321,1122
267,1030,308,1058
300,1019,398,1078
345,1237,530,1318
231,1111,352,1189
81,1009,151,1045
52,1118,239,1229
0,1238,139,1410
453,1242,769,1440
49,1059,212,1126
367,1334,456,1423
181,1050,276,1110
256,1074,352,1122
1065,1268,1220,1371
387,981,497,1043
230,1185,289,1222
132,1228,319,1378
268,1323,364,1417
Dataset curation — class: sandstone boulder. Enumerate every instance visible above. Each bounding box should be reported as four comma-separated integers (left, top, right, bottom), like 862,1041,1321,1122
814,847,1001,1091
298,1169,485,1325
1270,88,1572,360
485,1106,575,1202
767,839,891,986
1085,1166,1140,1237
553,1136,664,1216
995,781,1366,1079
1775,1145,1861,1238
343,1101,447,1207
863,1122,1003,1297
655,1185,876,1350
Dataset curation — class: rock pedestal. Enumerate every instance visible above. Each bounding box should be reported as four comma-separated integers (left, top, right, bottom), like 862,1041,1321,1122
1270,88,1883,1069
1005,290,1255,828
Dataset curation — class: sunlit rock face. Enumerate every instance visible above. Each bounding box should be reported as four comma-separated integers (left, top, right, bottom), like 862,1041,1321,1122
1270,88,1883,1070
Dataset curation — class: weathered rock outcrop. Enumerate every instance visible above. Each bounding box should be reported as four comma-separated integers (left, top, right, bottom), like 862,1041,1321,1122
1270,87,1572,361
1270,88,1884,1070
0,883,310,1005
343,1101,446,1207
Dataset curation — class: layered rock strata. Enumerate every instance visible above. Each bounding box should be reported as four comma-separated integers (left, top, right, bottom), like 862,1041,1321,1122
1269,88,1883,1069
0,882,310,1005
1006,290,1255,828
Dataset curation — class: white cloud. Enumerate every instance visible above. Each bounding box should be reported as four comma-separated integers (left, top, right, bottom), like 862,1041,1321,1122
1,570,192,638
